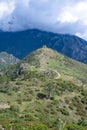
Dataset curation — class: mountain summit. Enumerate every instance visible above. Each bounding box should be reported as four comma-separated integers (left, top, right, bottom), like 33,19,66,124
0,29,87,64
23,46,87,83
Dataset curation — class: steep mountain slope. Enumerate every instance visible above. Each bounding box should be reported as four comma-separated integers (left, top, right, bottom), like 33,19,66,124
0,29,87,64
23,46,87,84
0,52,19,70
0,47,87,130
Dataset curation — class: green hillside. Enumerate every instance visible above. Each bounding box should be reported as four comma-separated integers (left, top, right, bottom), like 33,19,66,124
0,47,87,130
0,52,19,70
24,46,87,84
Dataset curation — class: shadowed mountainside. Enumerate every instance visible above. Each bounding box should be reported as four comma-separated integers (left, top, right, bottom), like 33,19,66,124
0,29,87,64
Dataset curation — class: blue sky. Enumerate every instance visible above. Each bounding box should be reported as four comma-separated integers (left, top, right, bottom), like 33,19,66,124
0,0,87,40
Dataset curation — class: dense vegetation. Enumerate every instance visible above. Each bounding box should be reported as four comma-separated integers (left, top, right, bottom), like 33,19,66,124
0,47,87,130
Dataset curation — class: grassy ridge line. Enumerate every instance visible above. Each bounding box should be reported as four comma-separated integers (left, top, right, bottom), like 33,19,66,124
24,46,87,84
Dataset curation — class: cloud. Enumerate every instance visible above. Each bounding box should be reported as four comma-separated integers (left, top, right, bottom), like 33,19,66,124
57,12,78,23
0,0,87,40
0,1,15,19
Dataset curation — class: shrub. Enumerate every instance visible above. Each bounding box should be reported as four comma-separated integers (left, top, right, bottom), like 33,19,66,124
60,108,69,116
78,120,87,127
29,124,49,130
37,93,47,99
10,105,20,113
24,114,34,121
52,99,59,105
67,124,85,130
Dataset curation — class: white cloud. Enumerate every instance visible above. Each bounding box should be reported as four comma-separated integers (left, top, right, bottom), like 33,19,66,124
76,1,87,12
0,1,15,19
0,0,87,40
57,11,78,23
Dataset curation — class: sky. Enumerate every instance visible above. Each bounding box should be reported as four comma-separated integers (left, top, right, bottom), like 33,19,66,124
0,0,87,40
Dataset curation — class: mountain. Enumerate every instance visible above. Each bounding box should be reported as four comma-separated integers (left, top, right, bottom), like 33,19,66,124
23,46,87,84
0,29,87,64
0,52,19,70
0,47,87,130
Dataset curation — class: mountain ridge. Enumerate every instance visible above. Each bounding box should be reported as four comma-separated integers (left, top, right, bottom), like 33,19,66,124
23,46,87,84
0,51,19,70
0,29,87,64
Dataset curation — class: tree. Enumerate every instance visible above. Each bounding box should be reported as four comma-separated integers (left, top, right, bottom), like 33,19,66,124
45,81,54,99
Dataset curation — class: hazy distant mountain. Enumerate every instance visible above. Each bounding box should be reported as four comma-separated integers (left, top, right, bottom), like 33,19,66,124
0,29,87,64
0,52,19,70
